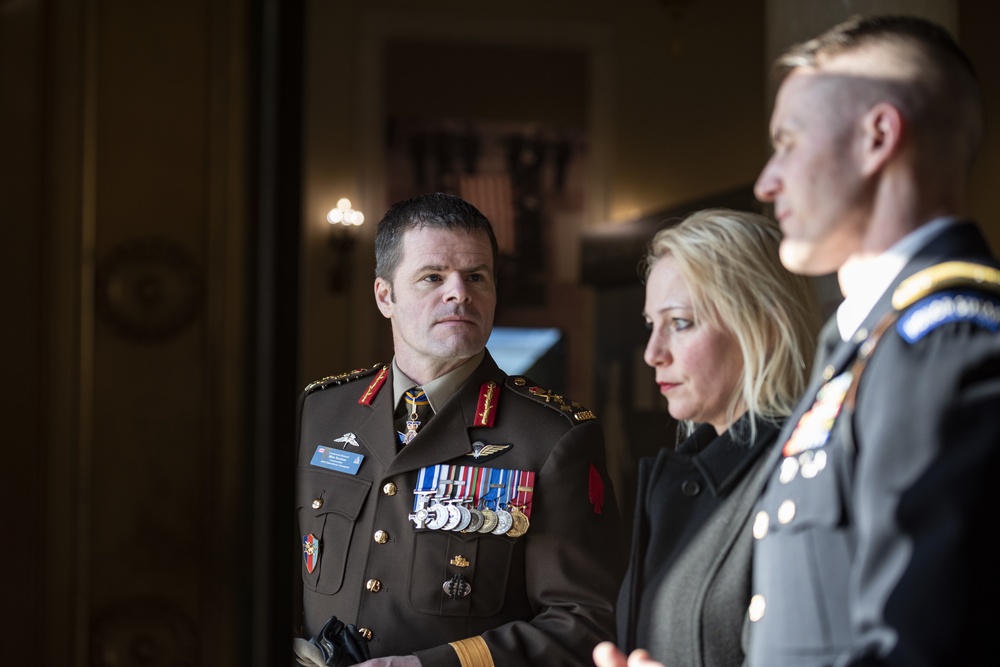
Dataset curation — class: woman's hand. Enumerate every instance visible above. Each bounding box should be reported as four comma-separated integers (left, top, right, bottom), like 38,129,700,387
593,641,665,667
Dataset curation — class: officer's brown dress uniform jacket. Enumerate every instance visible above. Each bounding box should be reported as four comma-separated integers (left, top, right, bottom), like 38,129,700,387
297,352,626,667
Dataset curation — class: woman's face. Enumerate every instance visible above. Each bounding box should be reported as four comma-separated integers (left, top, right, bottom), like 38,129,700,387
643,255,745,435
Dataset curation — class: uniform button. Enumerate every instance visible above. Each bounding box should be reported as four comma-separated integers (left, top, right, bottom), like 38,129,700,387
853,327,869,343
777,499,796,524
311,498,324,509
748,594,766,622
383,482,397,496
753,510,770,539
800,449,827,478
366,579,381,593
779,456,799,484
358,627,372,641
822,365,835,380
681,480,701,496
374,530,389,544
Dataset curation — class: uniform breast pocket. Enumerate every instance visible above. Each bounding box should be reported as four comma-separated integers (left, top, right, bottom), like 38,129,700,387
408,530,515,617
297,467,372,595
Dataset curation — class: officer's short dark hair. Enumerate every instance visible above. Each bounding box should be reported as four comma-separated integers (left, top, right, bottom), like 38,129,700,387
374,192,499,284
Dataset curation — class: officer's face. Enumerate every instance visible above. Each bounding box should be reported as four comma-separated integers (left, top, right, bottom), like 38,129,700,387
375,225,496,381
642,255,743,435
754,68,869,276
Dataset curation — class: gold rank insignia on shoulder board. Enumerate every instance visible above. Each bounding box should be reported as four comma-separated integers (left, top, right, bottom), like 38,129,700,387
303,363,386,395
892,262,1000,344
506,376,597,423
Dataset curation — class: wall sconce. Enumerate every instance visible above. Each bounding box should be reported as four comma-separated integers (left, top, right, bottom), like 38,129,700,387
327,198,364,293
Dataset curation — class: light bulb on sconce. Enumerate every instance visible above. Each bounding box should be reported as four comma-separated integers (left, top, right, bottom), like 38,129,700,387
327,198,365,293
327,198,365,227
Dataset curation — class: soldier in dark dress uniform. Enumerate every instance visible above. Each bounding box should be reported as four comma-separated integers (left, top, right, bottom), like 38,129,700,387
745,15,1000,667
294,193,625,667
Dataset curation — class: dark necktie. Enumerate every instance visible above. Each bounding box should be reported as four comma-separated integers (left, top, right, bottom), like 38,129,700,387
396,387,431,447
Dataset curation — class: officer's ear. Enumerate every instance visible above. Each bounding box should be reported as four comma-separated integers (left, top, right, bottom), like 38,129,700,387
374,277,394,319
860,102,904,176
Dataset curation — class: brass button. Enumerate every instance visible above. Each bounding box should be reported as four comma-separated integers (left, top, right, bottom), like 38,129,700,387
753,510,770,539
358,627,372,641
374,530,389,544
366,579,381,593
777,499,796,524
383,482,397,496
513,377,526,386
822,365,835,380
748,594,766,622
800,449,827,479
779,456,799,484
311,498,324,509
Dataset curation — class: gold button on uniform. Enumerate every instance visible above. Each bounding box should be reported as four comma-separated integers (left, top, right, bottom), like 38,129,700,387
777,499,796,524
366,579,381,593
822,365,835,380
779,456,799,484
374,530,389,544
383,482,397,496
753,510,770,539
748,594,766,622
311,498,324,509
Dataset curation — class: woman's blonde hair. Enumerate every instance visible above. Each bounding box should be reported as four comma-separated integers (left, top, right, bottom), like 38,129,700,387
641,208,820,440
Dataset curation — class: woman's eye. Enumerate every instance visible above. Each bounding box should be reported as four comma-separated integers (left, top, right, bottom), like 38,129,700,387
673,318,693,331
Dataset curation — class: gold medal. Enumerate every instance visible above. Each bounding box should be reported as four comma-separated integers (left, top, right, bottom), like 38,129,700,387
478,508,498,533
507,506,530,537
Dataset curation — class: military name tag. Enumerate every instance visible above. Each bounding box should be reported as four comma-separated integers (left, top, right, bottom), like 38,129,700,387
310,445,365,475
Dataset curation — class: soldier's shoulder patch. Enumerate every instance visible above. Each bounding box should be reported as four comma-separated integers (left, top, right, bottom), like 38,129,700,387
892,262,1000,344
303,363,386,395
506,376,597,424
896,290,1000,343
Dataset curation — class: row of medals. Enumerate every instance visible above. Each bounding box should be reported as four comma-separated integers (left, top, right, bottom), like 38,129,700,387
409,497,530,537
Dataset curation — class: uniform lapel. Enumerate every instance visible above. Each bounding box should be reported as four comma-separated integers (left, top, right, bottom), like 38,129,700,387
354,382,398,470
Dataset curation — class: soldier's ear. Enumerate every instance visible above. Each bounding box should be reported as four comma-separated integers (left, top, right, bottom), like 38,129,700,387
860,102,904,176
374,277,394,318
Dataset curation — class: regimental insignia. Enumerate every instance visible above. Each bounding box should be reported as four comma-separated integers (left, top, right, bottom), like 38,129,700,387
303,363,385,395
474,382,500,427
450,555,470,567
467,440,512,462
357,365,389,406
782,371,852,457
507,376,598,423
302,533,320,574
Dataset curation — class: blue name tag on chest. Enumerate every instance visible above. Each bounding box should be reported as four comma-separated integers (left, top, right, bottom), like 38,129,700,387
311,445,365,475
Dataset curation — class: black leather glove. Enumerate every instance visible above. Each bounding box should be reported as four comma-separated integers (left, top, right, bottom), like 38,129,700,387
294,615,371,667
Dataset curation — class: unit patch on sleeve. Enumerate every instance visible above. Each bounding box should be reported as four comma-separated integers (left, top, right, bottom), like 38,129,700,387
896,290,1000,343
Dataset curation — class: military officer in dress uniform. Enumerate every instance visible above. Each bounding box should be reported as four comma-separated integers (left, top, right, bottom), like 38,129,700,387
294,193,625,667
745,15,1000,667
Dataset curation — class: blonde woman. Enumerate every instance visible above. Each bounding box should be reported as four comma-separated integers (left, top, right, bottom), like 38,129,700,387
596,208,820,667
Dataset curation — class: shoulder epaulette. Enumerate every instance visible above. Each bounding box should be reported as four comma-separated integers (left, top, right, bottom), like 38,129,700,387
303,363,385,395
892,261,1000,310
892,262,1000,344
506,376,597,423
